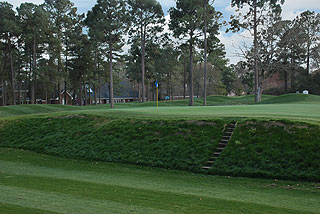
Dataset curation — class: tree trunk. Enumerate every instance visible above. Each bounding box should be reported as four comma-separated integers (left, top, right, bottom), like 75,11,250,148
88,82,91,105
183,57,187,99
98,61,101,104
203,0,208,106
24,71,27,104
253,0,261,102
94,48,98,105
109,44,114,108
146,80,149,101
57,49,62,105
98,74,101,105
32,37,37,105
83,81,87,105
138,82,142,102
8,37,16,105
1,76,4,106
64,52,68,105
18,82,21,105
46,85,49,105
57,83,60,104
141,23,146,103
189,34,194,106
64,81,67,105
79,76,83,106
284,69,288,92
54,83,57,104
307,42,310,88
290,57,294,89
93,84,97,105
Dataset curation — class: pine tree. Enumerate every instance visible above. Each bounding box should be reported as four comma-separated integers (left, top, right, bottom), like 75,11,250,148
230,0,285,102
128,0,164,103
87,0,130,108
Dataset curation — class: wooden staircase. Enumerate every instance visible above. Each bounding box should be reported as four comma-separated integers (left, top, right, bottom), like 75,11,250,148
202,121,237,170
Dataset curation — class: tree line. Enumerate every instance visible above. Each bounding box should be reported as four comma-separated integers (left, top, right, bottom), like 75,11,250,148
0,0,319,107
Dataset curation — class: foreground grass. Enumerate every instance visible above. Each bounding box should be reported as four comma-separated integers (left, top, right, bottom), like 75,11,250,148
0,148,319,214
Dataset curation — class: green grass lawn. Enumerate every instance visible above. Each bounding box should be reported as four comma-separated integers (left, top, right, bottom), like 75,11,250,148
0,148,319,214
1,94,320,124
0,94,278,117
1,94,320,213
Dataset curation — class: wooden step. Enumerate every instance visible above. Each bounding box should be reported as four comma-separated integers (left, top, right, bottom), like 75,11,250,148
216,147,224,151
228,124,236,128
202,166,211,170
209,156,218,161
222,136,230,140
213,152,221,156
226,128,234,132
224,132,233,136
201,122,237,170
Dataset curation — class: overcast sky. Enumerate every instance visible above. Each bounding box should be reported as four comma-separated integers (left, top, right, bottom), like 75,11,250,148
6,0,320,64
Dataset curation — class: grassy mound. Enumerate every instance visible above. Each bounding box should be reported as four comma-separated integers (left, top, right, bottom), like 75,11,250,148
211,120,320,181
0,115,225,172
259,93,320,104
0,114,320,181
0,104,79,117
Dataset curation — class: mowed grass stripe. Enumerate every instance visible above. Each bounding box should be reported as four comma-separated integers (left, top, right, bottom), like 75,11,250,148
1,158,319,211
0,202,59,214
107,104,320,122
0,177,316,214
0,149,319,214
0,185,173,214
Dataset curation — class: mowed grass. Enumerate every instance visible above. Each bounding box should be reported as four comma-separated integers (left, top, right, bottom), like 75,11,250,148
0,94,265,117
1,94,320,124
0,148,320,214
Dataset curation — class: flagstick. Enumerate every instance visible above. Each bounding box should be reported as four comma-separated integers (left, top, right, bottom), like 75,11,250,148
156,86,158,109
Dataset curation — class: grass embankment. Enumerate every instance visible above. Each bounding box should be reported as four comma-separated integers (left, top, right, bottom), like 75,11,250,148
0,115,226,172
211,120,320,181
0,148,319,214
0,114,319,181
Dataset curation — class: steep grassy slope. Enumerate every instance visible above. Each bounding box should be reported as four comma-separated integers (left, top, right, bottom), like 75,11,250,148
0,115,225,172
1,148,319,214
0,114,319,181
211,120,320,181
